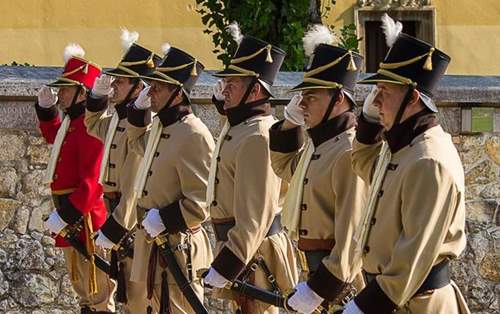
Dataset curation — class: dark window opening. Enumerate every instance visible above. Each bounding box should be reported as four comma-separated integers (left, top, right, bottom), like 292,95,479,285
365,20,417,73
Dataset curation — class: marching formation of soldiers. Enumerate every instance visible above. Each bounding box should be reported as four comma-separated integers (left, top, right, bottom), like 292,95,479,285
37,14,470,314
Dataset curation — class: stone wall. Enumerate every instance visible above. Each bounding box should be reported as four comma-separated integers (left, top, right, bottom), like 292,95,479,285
0,67,498,313
0,128,79,313
452,134,500,314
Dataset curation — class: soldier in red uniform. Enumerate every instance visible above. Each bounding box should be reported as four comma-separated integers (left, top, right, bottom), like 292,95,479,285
36,44,116,314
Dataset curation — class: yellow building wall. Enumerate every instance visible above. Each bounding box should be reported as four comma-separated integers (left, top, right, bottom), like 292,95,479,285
0,0,221,69
0,0,499,75
325,0,500,75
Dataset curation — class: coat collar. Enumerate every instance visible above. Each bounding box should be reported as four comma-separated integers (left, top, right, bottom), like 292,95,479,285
307,110,357,147
385,109,439,154
65,101,86,120
157,100,192,127
225,99,271,126
115,98,132,120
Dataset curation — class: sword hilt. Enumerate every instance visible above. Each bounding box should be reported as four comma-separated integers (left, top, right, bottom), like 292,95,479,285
197,268,208,279
144,230,168,245
43,213,83,238
284,289,330,314
196,268,234,289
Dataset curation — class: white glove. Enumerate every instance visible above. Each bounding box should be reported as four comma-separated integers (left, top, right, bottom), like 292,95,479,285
44,211,68,235
284,94,304,126
204,267,230,288
362,86,380,123
287,282,324,314
133,86,151,110
213,80,225,101
38,86,58,108
91,74,114,97
95,230,115,249
342,300,364,314
142,208,166,238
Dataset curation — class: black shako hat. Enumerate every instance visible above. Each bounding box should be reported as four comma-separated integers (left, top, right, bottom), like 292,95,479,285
214,36,286,95
141,46,205,95
359,32,450,112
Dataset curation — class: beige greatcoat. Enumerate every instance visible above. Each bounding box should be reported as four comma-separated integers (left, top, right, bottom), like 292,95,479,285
127,104,214,314
351,114,470,314
85,96,146,313
209,111,298,314
269,112,368,301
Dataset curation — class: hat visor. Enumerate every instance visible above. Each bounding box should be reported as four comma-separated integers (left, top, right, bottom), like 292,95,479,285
360,74,437,112
361,73,437,112
213,69,274,97
358,73,406,86
46,78,81,88
103,68,139,78
420,92,438,112
288,81,337,93
139,73,181,86
343,90,357,107
139,73,190,96
289,81,357,105
213,67,252,77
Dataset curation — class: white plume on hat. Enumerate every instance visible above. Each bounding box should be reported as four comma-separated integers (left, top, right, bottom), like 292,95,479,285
381,13,403,47
226,21,243,44
161,43,171,55
303,24,337,57
63,43,85,63
120,28,139,52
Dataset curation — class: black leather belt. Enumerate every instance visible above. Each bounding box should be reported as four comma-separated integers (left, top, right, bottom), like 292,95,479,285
212,215,282,242
363,260,450,295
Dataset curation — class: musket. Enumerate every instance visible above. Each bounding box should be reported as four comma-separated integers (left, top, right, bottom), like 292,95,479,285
154,234,209,314
198,269,330,314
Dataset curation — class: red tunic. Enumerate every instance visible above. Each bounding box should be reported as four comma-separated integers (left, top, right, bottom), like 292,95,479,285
36,102,106,247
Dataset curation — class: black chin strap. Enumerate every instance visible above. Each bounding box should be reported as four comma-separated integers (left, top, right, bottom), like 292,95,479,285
162,86,182,111
122,80,140,105
238,77,259,107
71,85,82,107
321,89,340,124
391,84,416,130
67,85,82,112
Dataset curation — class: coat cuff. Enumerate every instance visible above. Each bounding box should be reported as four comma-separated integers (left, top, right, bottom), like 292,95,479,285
127,105,149,127
158,201,188,234
269,120,303,153
34,102,58,121
100,216,129,245
354,278,398,314
356,114,384,145
211,246,246,281
86,95,108,112
56,196,83,225
307,262,347,301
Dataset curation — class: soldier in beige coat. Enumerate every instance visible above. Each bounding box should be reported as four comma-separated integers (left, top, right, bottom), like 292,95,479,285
127,45,214,314
268,27,368,313
86,30,161,313
203,34,298,314
342,15,470,314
